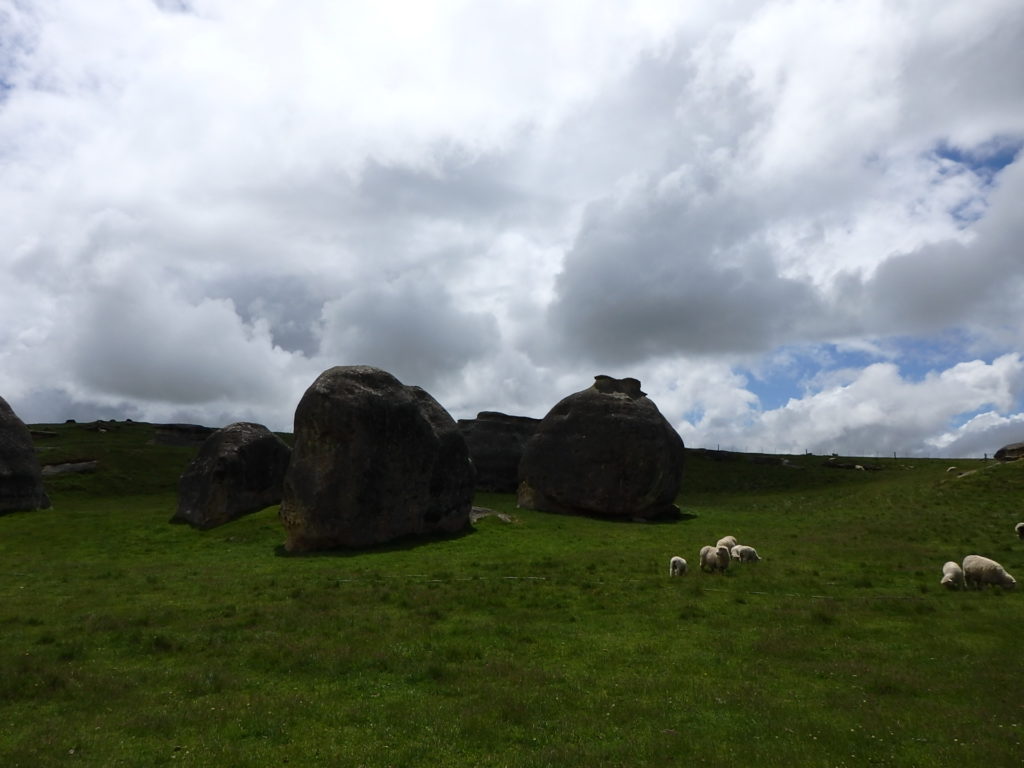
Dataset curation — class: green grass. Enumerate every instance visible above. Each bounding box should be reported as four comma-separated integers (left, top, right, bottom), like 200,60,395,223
2,422,1022,766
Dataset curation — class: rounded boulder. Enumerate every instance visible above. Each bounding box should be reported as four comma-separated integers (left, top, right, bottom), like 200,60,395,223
517,375,684,520
0,396,51,513
172,422,292,530
279,366,474,551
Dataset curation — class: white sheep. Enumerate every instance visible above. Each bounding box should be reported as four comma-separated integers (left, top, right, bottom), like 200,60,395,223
730,544,762,562
940,561,964,590
962,555,1017,590
714,544,731,571
699,545,729,573
669,556,688,576
715,535,738,552
1015,522,1024,540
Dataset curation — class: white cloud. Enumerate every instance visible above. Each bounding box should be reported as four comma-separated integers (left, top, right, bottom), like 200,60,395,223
1,0,1023,459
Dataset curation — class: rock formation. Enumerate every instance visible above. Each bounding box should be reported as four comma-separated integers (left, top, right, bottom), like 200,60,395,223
0,396,51,512
517,375,685,520
172,422,291,530
458,411,540,492
279,366,474,551
994,442,1024,461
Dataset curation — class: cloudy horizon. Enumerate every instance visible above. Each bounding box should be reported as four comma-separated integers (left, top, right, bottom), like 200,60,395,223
2,0,1023,458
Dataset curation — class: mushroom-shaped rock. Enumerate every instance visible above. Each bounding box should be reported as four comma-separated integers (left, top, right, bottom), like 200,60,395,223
458,411,541,492
172,422,291,530
279,366,474,552
517,375,685,520
0,396,51,513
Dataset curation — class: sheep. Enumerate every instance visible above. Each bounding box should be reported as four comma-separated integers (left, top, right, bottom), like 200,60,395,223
945,466,959,473
669,556,688,576
699,545,717,572
854,464,865,471
962,555,1017,590
730,544,762,563
699,545,730,573
715,535,738,552
714,544,731,571
940,561,965,590
1015,522,1024,540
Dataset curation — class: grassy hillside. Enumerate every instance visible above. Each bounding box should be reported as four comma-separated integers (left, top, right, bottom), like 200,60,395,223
2,421,1022,766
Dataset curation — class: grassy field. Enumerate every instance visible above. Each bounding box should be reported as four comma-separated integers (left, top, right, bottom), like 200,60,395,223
2,421,1022,767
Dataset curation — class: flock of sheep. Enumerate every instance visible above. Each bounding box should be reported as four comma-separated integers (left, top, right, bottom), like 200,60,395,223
938,522,1024,591
668,525,1023,591
668,534,761,577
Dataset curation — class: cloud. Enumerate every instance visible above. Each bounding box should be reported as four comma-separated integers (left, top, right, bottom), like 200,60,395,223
682,354,1024,457
318,274,499,390
2,0,1024,459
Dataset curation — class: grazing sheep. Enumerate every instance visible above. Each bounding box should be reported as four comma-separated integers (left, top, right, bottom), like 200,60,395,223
1015,522,1024,540
699,545,729,573
669,556,688,576
714,544,731,571
854,464,865,471
962,555,1017,590
716,535,738,552
940,561,965,590
699,545,717,572
946,466,959,473
731,544,762,562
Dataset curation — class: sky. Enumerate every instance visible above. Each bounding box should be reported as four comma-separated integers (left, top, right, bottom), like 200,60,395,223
2,0,1023,458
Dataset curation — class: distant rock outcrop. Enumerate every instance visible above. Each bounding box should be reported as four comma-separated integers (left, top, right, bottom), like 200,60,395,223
279,366,475,552
172,422,291,530
994,442,1024,462
0,396,51,513
517,375,685,520
458,411,540,492
152,423,216,446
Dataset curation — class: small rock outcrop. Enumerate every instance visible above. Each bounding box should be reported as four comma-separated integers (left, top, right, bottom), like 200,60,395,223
279,366,474,552
458,411,541,492
153,423,216,446
172,422,291,530
517,375,685,520
994,442,1024,461
0,396,51,512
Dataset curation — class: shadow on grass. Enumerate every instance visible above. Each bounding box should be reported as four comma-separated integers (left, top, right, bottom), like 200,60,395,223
273,525,478,558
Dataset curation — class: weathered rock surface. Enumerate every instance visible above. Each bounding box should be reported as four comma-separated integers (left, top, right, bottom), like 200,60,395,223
994,442,1024,461
172,422,291,530
280,366,474,551
0,396,51,512
458,411,541,492
517,375,685,520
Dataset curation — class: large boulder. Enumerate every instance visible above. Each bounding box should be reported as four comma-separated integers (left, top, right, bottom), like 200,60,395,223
172,422,291,530
458,411,541,492
279,366,474,551
0,396,51,512
994,442,1024,461
517,375,685,520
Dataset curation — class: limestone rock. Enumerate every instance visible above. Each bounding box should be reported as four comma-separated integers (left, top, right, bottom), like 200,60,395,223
458,411,540,492
994,442,1024,461
517,375,685,520
172,422,291,530
280,366,474,551
0,396,51,512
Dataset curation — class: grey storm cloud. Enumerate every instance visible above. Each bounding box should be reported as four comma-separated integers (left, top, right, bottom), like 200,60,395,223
318,275,499,390
544,184,824,365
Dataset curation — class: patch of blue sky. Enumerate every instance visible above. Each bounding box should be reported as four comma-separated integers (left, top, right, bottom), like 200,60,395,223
946,405,1002,431
932,136,1023,183
743,333,987,411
